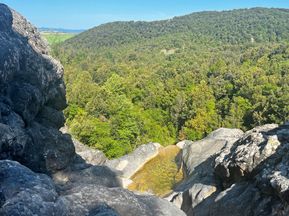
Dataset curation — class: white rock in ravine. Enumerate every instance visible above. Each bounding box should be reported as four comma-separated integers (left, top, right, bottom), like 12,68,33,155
106,142,161,179
176,140,193,149
73,138,107,165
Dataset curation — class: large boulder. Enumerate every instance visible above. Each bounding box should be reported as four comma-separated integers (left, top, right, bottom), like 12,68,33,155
60,185,186,216
168,128,244,213
215,124,280,185
52,157,121,192
0,3,74,173
211,123,289,215
0,160,66,216
0,160,185,216
72,137,107,166
190,182,276,216
171,124,289,216
182,128,244,175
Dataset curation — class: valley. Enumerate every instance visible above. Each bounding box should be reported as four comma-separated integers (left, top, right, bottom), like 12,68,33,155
51,8,289,158
1,2,289,216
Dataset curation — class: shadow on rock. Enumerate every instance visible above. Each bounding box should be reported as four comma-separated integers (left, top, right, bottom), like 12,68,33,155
0,3,74,174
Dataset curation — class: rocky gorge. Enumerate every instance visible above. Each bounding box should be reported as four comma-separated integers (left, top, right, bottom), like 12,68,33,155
1,3,289,216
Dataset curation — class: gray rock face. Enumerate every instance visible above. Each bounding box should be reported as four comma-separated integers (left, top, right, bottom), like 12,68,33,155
0,160,66,216
0,160,185,216
182,128,244,175
52,158,121,192
0,3,74,173
176,140,193,149
212,124,289,215
168,128,244,213
170,124,289,216
61,184,185,216
215,124,279,184
190,182,275,216
0,4,186,216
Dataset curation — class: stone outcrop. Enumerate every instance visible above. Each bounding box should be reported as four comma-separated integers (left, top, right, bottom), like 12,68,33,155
167,128,244,212
168,124,289,216
60,126,108,166
182,128,244,175
214,124,280,184
73,137,107,166
0,3,74,174
0,4,186,216
176,140,192,149
0,160,185,216
0,160,66,216
210,124,289,215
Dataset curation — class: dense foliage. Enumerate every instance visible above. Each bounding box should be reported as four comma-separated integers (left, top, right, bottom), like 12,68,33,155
54,8,289,158
61,8,289,50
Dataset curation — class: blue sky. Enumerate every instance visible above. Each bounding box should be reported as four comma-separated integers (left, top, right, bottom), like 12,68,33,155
1,0,289,29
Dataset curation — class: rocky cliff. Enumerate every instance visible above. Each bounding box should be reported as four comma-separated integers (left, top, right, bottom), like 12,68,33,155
0,4,185,216
0,3,74,173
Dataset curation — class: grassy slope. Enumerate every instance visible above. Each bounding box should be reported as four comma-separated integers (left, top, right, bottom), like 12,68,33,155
41,32,75,45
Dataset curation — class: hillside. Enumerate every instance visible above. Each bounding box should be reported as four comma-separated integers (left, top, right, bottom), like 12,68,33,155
61,7,289,50
54,8,289,158
3,4,289,216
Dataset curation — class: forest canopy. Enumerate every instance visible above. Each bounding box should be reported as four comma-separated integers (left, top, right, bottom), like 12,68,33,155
52,8,289,158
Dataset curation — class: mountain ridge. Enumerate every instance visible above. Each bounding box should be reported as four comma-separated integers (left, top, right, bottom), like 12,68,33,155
61,7,289,50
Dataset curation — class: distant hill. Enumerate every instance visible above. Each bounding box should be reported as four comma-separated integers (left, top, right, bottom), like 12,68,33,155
61,7,289,50
41,32,76,45
39,27,85,34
